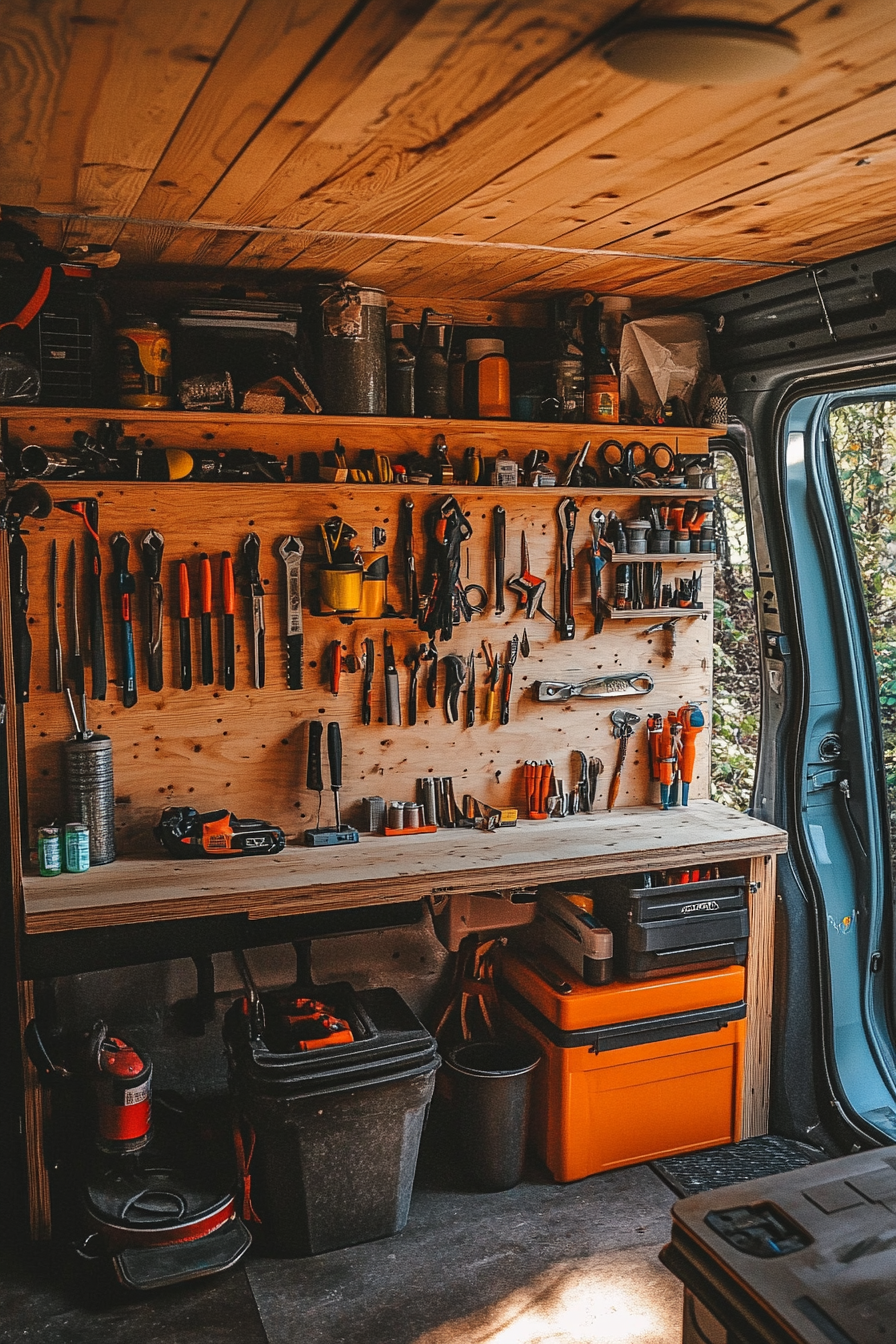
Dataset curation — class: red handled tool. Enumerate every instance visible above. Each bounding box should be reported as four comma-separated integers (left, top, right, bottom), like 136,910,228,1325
178,560,192,691
222,551,235,691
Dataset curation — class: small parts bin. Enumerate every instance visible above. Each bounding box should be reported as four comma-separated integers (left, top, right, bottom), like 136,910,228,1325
591,873,749,980
499,951,745,1183
225,984,439,1256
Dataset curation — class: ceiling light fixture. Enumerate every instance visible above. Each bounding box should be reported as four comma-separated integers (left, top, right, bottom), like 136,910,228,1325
598,16,801,85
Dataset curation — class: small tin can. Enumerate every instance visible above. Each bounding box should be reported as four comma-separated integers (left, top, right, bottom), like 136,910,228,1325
387,802,405,831
418,778,438,827
38,827,61,877
404,803,423,830
673,531,691,554
64,823,90,873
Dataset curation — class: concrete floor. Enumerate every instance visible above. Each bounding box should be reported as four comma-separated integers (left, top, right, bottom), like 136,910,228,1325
0,1137,682,1344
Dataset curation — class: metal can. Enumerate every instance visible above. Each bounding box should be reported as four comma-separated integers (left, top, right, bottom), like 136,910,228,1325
115,316,172,409
65,823,90,873
318,284,387,415
387,802,406,831
64,733,115,865
404,803,423,831
418,778,438,827
37,827,61,877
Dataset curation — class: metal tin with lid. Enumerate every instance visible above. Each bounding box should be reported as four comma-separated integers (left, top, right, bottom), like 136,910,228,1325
318,284,388,415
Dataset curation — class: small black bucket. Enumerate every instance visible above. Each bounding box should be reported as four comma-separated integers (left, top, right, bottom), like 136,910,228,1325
445,1039,541,1191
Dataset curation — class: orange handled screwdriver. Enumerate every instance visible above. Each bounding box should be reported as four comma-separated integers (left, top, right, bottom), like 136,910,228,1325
178,560,192,690
199,553,214,685
221,551,235,691
659,712,675,809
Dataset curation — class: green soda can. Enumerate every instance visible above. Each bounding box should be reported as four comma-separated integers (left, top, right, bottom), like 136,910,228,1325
38,827,61,877
64,823,90,874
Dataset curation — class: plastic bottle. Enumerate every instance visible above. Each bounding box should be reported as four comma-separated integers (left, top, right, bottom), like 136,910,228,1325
463,339,510,419
417,324,451,418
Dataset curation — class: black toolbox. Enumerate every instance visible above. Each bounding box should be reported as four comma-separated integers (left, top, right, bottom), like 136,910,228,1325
590,873,749,980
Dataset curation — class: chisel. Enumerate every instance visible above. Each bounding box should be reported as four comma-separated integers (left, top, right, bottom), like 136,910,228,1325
221,551,235,691
56,497,106,699
67,540,88,730
199,552,214,685
383,629,401,726
49,539,63,694
493,506,506,615
140,530,164,692
178,560,192,691
278,536,304,690
109,533,137,707
243,532,266,690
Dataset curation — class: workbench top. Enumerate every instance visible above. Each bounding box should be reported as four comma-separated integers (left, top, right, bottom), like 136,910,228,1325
22,801,788,934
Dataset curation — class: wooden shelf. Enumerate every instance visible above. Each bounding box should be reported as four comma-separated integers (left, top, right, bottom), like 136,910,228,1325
21,801,786,935
610,552,714,562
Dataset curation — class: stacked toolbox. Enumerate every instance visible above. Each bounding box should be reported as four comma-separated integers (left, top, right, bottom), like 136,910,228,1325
590,872,750,980
500,953,746,1183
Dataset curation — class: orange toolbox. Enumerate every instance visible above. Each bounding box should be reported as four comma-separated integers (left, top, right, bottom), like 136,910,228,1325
499,950,746,1183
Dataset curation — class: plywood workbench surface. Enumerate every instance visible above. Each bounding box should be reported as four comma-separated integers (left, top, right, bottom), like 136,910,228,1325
22,800,787,934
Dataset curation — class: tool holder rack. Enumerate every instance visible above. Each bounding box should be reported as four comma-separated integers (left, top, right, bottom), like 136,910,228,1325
1,408,719,871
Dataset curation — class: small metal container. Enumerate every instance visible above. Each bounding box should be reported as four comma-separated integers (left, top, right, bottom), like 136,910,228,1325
64,733,115,865
649,528,671,553
37,827,61,877
387,801,406,831
418,778,438,827
672,531,691,554
627,522,650,554
404,803,423,830
64,822,90,873
361,796,385,833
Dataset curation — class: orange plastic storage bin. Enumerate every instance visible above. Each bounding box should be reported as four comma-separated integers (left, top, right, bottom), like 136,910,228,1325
499,952,745,1183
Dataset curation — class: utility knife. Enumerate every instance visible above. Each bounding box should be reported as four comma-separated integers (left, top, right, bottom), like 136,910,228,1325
243,532,265,690
278,535,304,690
383,629,401,726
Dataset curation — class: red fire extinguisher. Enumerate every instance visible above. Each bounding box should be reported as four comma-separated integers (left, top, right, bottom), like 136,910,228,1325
87,1021,152,1154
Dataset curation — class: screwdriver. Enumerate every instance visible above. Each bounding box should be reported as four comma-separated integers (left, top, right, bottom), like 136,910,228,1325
199,553,214,685
178,560,192,691
222,552,235,691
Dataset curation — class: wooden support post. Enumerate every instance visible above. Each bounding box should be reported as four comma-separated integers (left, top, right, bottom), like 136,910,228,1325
741,852,777,1139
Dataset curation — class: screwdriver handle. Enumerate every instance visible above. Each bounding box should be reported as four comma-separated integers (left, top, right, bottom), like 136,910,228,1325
306,721,323,793
199,553,212,613
221,552,234,615
178,560,191,618
327,721,343,790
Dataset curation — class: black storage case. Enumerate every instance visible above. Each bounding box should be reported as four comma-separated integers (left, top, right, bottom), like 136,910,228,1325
170,299,311,405
590,873,749,980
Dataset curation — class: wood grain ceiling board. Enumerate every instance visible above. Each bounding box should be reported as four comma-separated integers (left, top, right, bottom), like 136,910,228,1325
171,0,613,273
2,0,894,301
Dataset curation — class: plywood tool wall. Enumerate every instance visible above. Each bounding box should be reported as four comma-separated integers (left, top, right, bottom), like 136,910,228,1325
16,471,712,858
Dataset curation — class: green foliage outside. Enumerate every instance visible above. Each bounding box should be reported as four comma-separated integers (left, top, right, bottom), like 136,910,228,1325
711,454,760,811
709,401,896,828
829,400,896,848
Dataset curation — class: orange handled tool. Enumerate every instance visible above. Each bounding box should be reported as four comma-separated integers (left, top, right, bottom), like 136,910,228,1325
178,560,192,690
221,551,235,691
659,712,675,809
677,702,705,805
199,553,213,685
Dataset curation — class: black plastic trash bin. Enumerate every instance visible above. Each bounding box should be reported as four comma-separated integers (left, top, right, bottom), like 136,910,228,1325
445,1039,541,1191
225,985,439,1256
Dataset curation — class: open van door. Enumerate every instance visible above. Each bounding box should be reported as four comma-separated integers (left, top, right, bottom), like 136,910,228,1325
704,253,896,1150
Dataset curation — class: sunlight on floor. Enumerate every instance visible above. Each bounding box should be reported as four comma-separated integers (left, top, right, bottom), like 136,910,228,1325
410,1246,680,1344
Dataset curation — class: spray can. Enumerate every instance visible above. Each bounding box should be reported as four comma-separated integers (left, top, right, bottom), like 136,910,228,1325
64,734,115,865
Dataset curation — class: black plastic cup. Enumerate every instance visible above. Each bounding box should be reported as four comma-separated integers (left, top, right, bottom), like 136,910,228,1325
446,1039,541,1191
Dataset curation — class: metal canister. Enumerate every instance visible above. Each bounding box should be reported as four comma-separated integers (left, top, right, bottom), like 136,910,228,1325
672,531,691,554
115,316,172,409
404,803,423,831
418,778,438,828
318,284,387,415
64,823,90,873
64,734,115,865
387,802,405,831
37,827,61,877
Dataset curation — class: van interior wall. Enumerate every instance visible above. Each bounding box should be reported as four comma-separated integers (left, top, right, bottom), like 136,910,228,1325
47,920,452,1098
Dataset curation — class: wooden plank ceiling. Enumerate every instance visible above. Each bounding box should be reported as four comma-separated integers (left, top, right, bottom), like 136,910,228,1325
1,0,894,302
